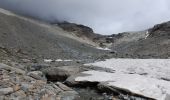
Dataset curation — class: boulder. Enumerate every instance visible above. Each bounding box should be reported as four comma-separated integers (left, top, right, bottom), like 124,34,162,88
0,87,13,95
27,71,46,80
43,65,85,81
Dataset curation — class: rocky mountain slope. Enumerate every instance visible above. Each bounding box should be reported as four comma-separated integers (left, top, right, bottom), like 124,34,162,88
0,8,112,64
110,22,170,58
56,21,113,48
0,8,116,100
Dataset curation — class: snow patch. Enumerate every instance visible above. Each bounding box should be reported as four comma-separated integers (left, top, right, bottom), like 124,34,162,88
84,59,170,79
44,59,73,62
96,47,111,51
80,59,170,100
44,59,53,63
55,59,73,62
75,70,170,100
145,31,149,39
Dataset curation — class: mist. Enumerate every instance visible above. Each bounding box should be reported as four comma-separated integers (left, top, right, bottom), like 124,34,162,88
0,0,170,35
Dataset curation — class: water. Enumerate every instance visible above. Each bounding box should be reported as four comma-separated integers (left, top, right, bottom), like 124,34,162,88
73,87,115,100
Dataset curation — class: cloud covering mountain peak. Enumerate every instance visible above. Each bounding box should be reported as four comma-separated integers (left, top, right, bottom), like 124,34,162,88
0,0,170,34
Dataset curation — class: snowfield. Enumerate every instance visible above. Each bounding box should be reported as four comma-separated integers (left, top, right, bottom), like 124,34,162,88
76,59,170,100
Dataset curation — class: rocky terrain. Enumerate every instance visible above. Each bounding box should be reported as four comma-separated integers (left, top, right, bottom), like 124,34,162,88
56,21,114,48
0,8,115,100
110,21,170,58
1,7,170,100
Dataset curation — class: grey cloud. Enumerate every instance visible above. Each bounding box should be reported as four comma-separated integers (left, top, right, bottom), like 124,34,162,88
0,0,170,34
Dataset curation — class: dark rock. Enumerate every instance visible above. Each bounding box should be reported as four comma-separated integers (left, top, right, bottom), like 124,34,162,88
43,65,85,82
148,21,170,37
57,21,95,38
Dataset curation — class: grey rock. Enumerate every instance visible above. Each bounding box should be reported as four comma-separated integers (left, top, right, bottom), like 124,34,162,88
43,66,84,81
30,64,50,71
21,83,32,92
0,87,13,95
60,91,79,100
27,71,46,80
55,82,73,91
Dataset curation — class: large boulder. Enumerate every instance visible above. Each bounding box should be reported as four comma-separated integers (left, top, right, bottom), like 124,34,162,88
43,65,86,81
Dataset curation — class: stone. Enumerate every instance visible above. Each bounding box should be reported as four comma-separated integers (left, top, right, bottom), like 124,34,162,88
13,84,20,91
0,63,25,75
29,64,50,71
21,83,33,92
59,91,79,100
27,71,45,80
41,94,56,100
0,87,13,95
55,82,73,91
43,66,84,81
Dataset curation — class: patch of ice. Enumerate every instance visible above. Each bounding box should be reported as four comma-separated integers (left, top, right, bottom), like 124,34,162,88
44,59,53,63
63,59,73,62
55,59,73,62
44,59,73,62
96,47,111,51
55,59,63,62
81,59,170,100
145,31,149,39
75,70,170,100
84,59,170,79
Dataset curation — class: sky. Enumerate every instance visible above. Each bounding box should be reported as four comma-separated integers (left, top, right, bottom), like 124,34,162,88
0,0,170,35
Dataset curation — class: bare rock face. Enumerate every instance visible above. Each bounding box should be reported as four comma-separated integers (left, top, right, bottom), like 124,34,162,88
148,21,170,37
57,21,95,38
57,22,115,47
110,21,170,58
0,8,108,62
